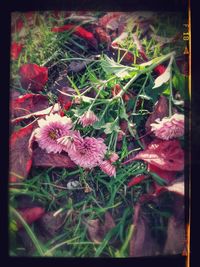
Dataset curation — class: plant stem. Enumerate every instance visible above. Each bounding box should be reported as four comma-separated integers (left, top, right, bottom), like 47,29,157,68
88,85,105,111
112,51,176,100
168,55,175,117
132,73,149,114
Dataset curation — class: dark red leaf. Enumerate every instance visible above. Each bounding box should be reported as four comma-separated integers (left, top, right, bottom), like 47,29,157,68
63,101,72,111
12,18,24,33
10,122,36,180
32,147,76,168
19,63,48,92
24,12,35,26
10,90,21,100
38,211,66,237
51,24,97,47
154,65,166,75
111,84,121,97
176,57,189,76
11,103,60,124
98,12,123,28
163,215,185,255
11,93,49,118
17,207,45,229
130,204,161,257
134,139,184,171
159,179,185,255
145,95,169,133
11,42,23,60
95,27,111,46
124,139,184,171
128,175,147,187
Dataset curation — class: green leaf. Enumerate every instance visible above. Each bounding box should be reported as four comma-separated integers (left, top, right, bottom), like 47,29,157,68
103,122,120,134
153,67,170,89
93,118,106,129
101,55,136,79
172,72,188,100
119,107,129,120
162,87,171,96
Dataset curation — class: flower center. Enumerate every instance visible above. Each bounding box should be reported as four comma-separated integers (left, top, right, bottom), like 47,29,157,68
49,128,62,140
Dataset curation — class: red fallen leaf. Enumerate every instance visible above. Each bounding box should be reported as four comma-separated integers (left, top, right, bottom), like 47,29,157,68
85,212,115,244
11,93,49,118
163,215,185,255
155,177,184,197
10,90,21,101
158,178,185,255
124,139,184,171
130,178,185,256
145,95,169,133
24,12,35,26
130,204,160,257
17,207,45,229
95,27,111,46
111,84,121,96
38,211,67,237
128,175,147,187
10,122,37,181
51,24,97,47
59,110,65,117
98,12,123,28
19,63,48,92
11,42,23,60
12,18,24,33
148,164,177,183
120,119,128,133
154,65,166,75
59,101,72,117
176,57,189,76
117,120,128,142
11,103,60,124
32,147,76,168
63,101,72,111
121,51,134,64
111,84,133,102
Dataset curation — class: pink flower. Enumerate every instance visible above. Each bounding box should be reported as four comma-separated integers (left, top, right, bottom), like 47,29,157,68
79,110,99,127
35,113,72,153
109,152,119,163
150,114,184,140
57,130,80,153
99,160,116,177
67,133,107,169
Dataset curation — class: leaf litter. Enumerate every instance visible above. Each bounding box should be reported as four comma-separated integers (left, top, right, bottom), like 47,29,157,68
9,11,188,257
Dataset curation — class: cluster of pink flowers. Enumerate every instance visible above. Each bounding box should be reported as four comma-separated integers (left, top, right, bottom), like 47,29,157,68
35,113,108,170
150,113,184,140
